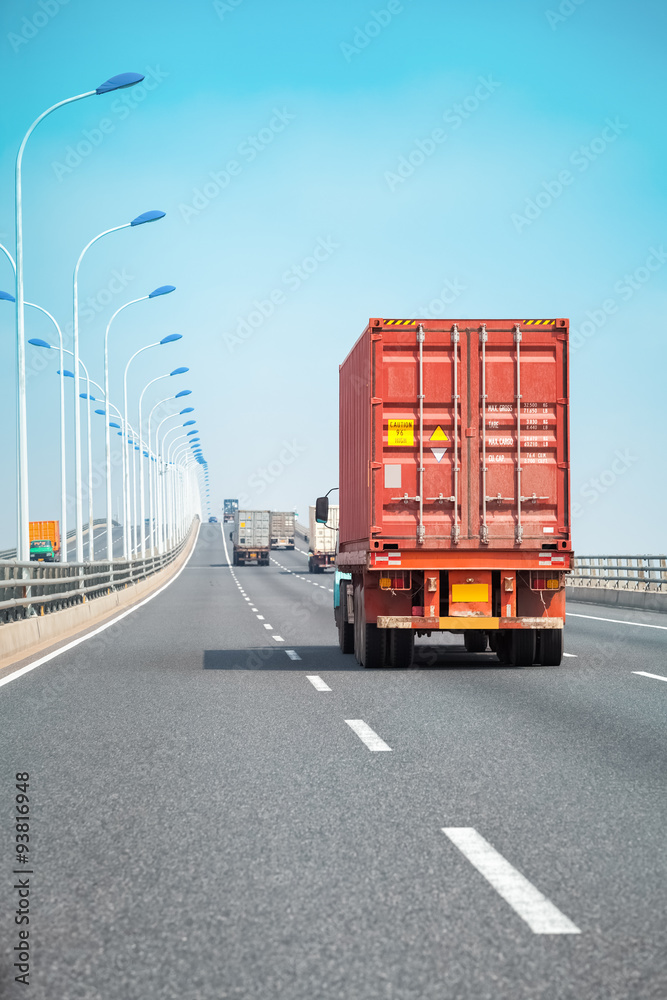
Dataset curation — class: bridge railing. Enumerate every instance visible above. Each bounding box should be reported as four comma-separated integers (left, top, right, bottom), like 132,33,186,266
0,523,194,624
569,555,667,592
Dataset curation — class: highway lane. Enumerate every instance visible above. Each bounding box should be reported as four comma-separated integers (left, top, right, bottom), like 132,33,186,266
0,523,665,999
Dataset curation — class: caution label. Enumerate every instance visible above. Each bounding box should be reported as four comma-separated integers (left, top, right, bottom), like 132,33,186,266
388,420,414,447
430,425,449,442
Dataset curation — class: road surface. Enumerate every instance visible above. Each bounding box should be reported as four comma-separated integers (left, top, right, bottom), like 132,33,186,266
0,522,665,999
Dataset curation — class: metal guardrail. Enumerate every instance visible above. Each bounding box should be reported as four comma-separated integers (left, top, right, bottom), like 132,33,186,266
569,555,667,592
0,522,195,624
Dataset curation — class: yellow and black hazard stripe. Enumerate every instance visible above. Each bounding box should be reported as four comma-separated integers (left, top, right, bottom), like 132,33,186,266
384,319,417,326
523,319,555,325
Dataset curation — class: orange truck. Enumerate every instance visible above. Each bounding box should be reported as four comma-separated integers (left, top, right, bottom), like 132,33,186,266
29,521,61,562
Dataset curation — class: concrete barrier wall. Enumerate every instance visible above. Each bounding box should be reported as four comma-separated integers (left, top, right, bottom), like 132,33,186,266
0,527,198,672
566,585,667,615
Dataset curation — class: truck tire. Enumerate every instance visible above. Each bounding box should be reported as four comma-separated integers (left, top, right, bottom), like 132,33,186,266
510,630,537,666
539,629,563,666
464,631,488,653
338,615,354,654
353,582,385,668
387,628,414,668
308,557,314,573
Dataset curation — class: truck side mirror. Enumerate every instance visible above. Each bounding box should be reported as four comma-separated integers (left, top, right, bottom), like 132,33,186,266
315,496,329,524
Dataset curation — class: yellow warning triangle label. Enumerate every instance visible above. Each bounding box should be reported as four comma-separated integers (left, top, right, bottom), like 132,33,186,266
430,425,449,442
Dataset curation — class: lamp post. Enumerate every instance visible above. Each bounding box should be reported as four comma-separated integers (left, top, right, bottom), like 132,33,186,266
157,424,195,552
122,335,182,558
146,389,191,555
152,411,194,556
73,215,167,565
137,366,188,558
103,284,175,560
14,73,146,563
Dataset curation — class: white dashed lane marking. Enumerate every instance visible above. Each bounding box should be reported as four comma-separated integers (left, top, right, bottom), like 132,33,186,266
442,828,580,935
307,675,331,692
345,719,392,752
633,671,667,683
273,636,285,642
285,650,301,661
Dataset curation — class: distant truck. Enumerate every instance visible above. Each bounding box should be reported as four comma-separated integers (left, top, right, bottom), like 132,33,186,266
231,510,270,566
308,504,339,573
29,520,60,562
223,499,239,524
270,511,295,550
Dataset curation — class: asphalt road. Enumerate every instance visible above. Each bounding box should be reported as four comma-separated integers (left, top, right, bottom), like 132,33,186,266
0,522,665,999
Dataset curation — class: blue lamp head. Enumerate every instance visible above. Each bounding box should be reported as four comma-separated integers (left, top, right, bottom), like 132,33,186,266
149,285,176,298
28,338,52,349
96,72,145,95
160,334,182,345
95,409,106,416
170,367,189,376
183,420,196,427
187,430,198,436
131,210,166,226
110,422,121,429
79,393,96,401
175,389,192,398
0,290,15,302
58,370,76,378
180,407,194,415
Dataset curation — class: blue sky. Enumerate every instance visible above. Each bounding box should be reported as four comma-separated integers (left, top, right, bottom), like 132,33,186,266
0,0,665,551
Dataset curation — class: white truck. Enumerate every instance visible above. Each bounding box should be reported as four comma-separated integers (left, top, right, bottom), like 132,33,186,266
308,504,339,573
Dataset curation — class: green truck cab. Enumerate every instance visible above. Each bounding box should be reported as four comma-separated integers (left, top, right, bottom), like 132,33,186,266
30,540,56,562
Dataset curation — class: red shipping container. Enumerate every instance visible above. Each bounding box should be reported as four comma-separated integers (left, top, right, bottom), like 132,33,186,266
339,317,570,558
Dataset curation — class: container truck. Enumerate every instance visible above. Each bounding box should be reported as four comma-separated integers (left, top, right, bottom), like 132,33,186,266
29,520,61,562
270,511,296,549
223,499,239,524
326,316,571,668
231,510,270,566
308,504,339,573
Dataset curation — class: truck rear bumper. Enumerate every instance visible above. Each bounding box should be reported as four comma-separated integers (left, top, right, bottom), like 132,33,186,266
376,616,563,630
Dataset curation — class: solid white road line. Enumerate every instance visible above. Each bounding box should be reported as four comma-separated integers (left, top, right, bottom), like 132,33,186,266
285,650,301,661
0,521,202,691
307,675,331,691
633,670,667,683
345,719,392,752
442,828,580,935
567,612,667,631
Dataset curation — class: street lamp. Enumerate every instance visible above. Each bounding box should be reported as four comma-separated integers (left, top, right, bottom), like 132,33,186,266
136,362,187,558
122,335,182,557
146,388,192,555
72,215,167,564
13,72,146,563
103,283,175,560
